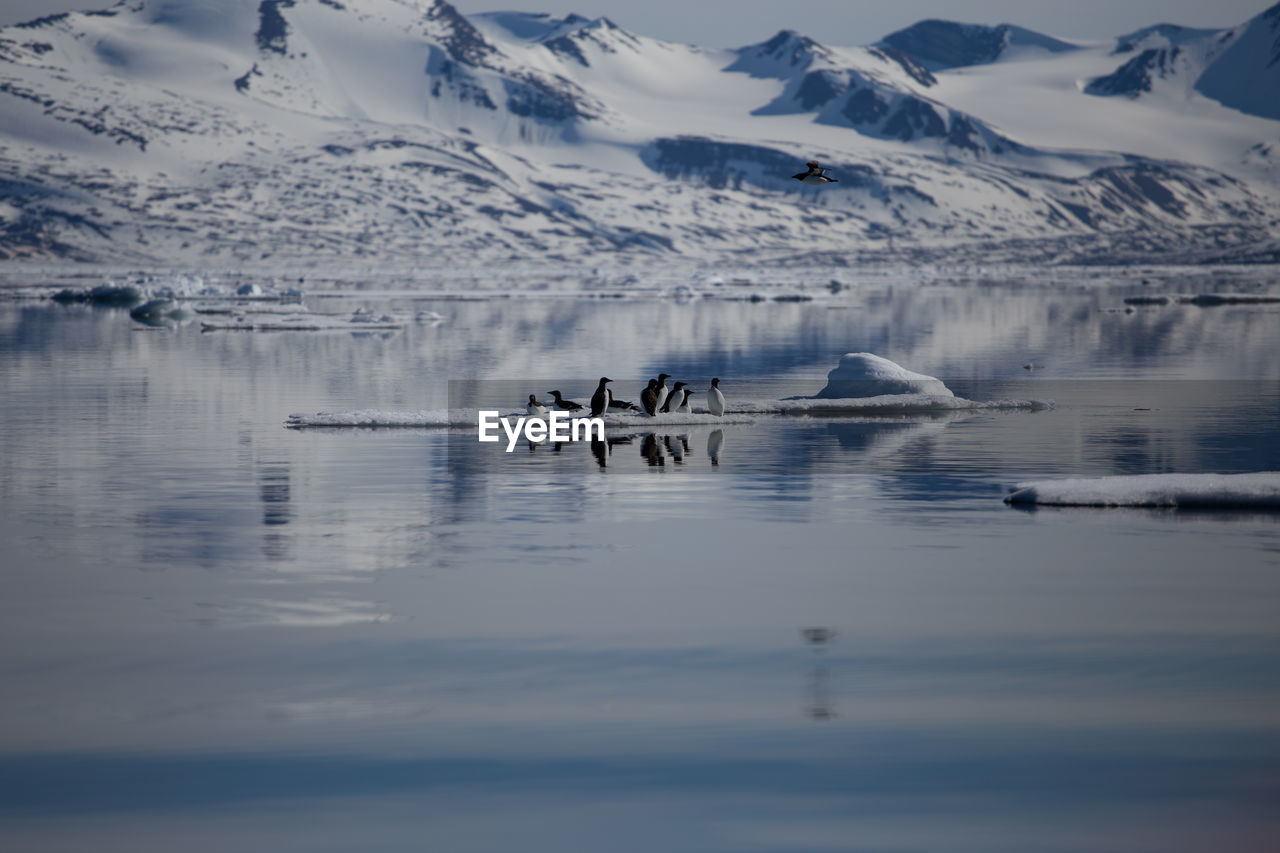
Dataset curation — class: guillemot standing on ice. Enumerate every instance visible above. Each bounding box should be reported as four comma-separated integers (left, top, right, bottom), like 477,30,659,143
547,390,583,412
640,379,659,416
654,374,671,413
672,387,693,414
792,160,838,186
660,382,687,414
707,377,725,416
590,377,612,418
527,394,548,417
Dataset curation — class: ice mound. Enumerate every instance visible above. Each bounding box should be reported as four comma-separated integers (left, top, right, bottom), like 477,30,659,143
738,352,1044,412
1005,472,1280,508
815,353,953,399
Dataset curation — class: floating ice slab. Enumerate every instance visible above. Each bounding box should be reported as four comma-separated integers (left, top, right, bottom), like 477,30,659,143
1005,472,1280,508
287,410,455,428
203,312,404,331
733,395,1049,414
599,411,756,426
285,409,756,428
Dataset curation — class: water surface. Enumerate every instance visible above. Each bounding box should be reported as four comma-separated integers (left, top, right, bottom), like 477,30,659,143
1,274,1278,851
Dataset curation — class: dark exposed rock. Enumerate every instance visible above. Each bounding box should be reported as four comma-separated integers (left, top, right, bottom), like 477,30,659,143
256,0,295,56
1086,48,1181,96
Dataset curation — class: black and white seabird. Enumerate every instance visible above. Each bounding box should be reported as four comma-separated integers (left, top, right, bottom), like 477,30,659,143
792,160,838,186
660,381,687,414
590,377,612,418
654,373,671,413
707,377,725,416
640,379,659,416
547,390,583,412
671,387,693,414
609,396,641,413
527,394,548,417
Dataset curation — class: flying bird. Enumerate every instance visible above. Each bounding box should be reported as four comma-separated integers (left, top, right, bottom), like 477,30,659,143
793,160,838,186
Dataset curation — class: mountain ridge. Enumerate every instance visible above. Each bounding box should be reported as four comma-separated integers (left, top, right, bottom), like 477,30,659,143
0,0,1277,267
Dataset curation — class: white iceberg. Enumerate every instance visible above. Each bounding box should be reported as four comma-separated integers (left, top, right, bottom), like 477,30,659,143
736,353,1045,413
815,353,953,399
1005,473,1280,508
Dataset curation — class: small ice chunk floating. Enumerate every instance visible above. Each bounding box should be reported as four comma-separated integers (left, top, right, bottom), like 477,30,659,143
1005,472,1280,508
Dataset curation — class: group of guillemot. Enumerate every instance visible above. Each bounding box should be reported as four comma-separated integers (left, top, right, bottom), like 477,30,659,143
515,160,825,423
526,375,726,419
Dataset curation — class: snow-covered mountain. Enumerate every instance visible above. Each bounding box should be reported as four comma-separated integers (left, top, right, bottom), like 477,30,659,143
877,19,1078,71
0,0,1277,268
1086,4,1280,122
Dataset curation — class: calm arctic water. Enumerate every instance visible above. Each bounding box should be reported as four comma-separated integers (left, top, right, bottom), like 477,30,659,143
2,272,1279,851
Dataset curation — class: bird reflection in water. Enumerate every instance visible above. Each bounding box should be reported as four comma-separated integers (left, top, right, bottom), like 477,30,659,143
641,433,664,467
590,436,634,469
707,429,724,465
801,627,837,721
663,435,689,464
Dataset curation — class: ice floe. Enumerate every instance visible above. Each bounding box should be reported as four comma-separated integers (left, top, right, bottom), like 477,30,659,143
1005,472,1280,508
285,409,757,429
284,354,1047,427
202,311,405,332
730,395,1048,415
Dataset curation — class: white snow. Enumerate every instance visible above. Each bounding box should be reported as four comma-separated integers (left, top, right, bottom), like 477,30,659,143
1005,472,1280,508
816,352,954,398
